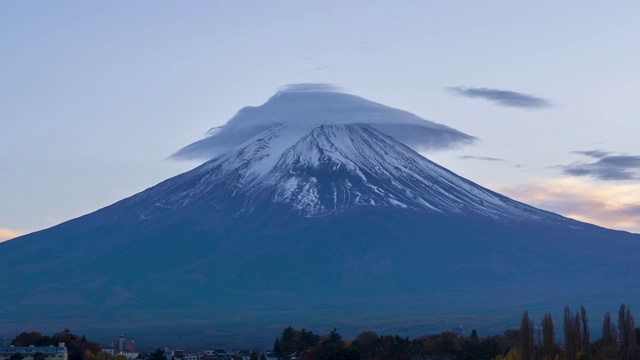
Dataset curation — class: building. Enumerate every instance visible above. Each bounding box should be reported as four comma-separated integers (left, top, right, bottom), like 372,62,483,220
101,348,116,356
111,336,135,352
117,352,139,360
0,344,68,360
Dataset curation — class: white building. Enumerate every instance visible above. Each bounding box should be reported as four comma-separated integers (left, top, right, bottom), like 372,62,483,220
0,344,68,360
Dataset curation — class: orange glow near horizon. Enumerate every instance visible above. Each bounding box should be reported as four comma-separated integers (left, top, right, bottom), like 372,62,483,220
493,177,640,234
0,228,25,242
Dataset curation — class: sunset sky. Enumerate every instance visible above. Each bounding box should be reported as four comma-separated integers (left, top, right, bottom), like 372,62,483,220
2,1,639,241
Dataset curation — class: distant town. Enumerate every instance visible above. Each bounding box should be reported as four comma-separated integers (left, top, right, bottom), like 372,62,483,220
1,304,639,360
0,331,277,360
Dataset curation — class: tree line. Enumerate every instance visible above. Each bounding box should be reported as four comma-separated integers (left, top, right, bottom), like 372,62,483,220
513,304,637,360
272,304,639,360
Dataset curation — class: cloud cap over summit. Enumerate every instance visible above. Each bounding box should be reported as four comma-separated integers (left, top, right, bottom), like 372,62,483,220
171,84,476,161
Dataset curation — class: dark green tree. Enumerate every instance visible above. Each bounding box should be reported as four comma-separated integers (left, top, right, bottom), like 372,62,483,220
377,335,412,359
315,342,359,360
273,337,281,357
426,331,460,358
147,348,166,360
460,336,501,360
11,332,45,346
352,331,378,358
299,328,319,348
329,328,343,344
9,354,25,360
478,338,502,360
279,326,299,358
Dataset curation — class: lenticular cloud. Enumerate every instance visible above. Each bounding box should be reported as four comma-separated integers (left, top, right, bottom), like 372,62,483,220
171,84,476,161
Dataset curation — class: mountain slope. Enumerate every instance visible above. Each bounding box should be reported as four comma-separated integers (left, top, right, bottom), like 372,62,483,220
95,123,569,225
1,94,639,347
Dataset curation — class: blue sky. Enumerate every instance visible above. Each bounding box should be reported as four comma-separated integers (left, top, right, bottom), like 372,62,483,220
2,1,640,240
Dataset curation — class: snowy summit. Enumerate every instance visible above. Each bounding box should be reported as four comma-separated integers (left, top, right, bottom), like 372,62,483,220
117,85,567,223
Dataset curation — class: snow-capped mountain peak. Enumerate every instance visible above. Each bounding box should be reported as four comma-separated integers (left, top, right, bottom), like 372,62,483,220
136,122,565,225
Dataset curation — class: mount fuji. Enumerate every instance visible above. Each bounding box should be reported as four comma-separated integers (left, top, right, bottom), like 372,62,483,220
2,85,639,347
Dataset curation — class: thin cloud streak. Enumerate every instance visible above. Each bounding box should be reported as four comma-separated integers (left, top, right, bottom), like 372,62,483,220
446,86,552,109
571,150,611,158
459,155,505,162
494,178,640,233
308,64,329,72
562,150,640,180
0,228,25,242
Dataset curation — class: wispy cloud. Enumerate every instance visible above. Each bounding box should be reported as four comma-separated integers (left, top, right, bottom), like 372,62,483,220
562,150,640,180
0,228,25,242
459,155,505,162
172,83,476,161
494,178,640,233
571,150,611,158
446,86,552,109
308,64,329,72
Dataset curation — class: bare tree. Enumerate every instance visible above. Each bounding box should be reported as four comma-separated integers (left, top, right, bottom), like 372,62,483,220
618,303,636,350
520,311,535,360
580,305,589,352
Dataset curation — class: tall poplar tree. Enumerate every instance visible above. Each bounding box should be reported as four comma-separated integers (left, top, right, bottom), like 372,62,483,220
602,311,617,348
564,306,580,360
580,305,589,352
520,311,535,360
618,304,636,350
541,313,557,360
